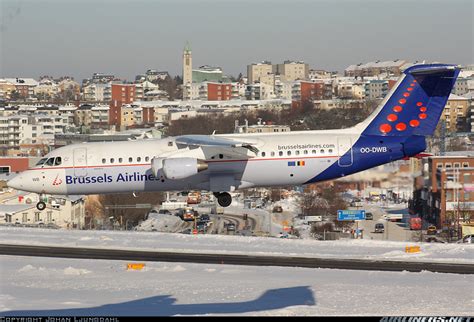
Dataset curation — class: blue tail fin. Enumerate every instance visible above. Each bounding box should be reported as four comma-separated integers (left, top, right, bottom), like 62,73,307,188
360,64,460,137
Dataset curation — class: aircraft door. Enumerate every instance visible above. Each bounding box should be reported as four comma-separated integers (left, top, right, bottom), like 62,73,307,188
337,137,353,167
73,148,88,177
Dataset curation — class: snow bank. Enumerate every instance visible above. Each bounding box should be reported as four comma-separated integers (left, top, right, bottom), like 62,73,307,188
0,226,472,264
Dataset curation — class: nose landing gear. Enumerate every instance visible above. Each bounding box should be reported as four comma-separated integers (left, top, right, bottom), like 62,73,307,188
214,192,232,207
36,201,46,211
36,194,47,211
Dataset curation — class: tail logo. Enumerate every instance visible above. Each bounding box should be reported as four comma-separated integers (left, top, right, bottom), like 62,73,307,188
379,81,428,135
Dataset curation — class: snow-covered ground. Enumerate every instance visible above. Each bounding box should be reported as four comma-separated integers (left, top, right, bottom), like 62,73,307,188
1,226,473,316
1,255,473,316
0,226,473,264
136,213,184,232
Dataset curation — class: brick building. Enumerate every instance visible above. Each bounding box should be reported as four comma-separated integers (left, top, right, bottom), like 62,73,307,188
109,84,135,128
207,82,232,101
410,155,473,237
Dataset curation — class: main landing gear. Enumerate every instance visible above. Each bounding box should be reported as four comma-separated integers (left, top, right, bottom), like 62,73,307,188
214,192,232,207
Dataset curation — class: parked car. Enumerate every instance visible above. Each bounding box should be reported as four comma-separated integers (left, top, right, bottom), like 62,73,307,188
226,223,236,231
427,225,437,235
365,212,373,220
272,206,283,213
374,223,385,233
181,228,192,234
158,209,171,215
458,234,473,244
200,214,210,222
425,236,445,243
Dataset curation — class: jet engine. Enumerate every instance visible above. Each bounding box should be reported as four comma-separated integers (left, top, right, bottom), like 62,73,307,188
151,157,208,180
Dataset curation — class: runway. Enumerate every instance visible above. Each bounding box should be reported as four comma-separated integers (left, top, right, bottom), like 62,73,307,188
1,244,473,274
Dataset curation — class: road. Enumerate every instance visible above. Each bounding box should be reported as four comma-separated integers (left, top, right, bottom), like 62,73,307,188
352,203,415,242
1,244,472,274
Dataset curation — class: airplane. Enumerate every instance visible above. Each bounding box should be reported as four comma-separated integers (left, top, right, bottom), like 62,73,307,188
7,63,460,211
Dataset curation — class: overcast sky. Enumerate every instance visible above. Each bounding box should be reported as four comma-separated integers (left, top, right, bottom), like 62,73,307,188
1,0,472,81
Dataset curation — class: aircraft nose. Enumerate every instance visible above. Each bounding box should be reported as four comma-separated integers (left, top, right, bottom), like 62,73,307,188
7,175,24,190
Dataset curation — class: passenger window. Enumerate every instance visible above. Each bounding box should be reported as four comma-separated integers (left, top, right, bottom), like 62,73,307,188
145,157,150,162
312,150,316,154
279,151,283,156
46,158,55,166
329,149,333,154
271,152,275,157
295,151,300,156
320,149,325,154
261,152,266,157
110,158,114,163
119,158,123,163
129,157,133,162
102,158,106,164
54,157,62,166
304,150,308,155
287,151,291,156
137,157,141,162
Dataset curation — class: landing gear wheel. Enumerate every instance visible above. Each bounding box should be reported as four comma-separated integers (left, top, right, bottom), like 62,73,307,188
217,192,232,207
36,201,46,211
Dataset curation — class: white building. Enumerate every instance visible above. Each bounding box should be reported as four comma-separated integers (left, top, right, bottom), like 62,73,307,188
247,61,273,84
0,192,86,229
83,83,111,102
246,83,275,100
273,60,309,82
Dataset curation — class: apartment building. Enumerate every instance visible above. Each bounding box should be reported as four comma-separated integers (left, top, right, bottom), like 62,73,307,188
34,79,59,99
410,155,473,236
207,82,232,101
3,78,39,99
234,119,290,134
82,83,111,102
74,104,109,129
345,60,409,77
247,61,273,84
309,69,333,79
246,83,275,100
109,84,136,128
273,60,309,82
92,73,115,83
440,94,470,132
0,115,50,155
274,80,293,100
365,80,389,99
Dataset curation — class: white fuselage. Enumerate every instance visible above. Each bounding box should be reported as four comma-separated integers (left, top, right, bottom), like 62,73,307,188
9,129,362,195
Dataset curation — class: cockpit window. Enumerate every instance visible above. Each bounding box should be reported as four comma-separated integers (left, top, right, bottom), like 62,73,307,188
54,157,62,166
45,158,55,166
36,158,48,166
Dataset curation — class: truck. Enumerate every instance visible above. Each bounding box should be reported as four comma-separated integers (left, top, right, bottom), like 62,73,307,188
180,207,196,221
409,217,422,230
187,191,202,204
383,213,403,222
161,200,187,210
304,216,322,224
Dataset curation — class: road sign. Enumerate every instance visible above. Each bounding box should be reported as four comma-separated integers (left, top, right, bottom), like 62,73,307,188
337,210,366,221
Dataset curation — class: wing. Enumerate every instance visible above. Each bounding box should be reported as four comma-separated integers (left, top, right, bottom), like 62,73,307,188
175,135,259,155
